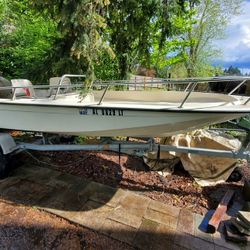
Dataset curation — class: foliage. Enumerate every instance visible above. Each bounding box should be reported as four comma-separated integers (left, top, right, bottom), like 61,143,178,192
31,0,113,86
0,0,58,82
224,66,242,76
0,0,243,82
182,0,242,77
149,1,197,75
106,0,197,79
167,62,223,78
94,52,120,80
106,0,159,79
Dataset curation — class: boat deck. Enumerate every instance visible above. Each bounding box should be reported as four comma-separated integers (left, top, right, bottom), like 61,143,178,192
0,90,248,112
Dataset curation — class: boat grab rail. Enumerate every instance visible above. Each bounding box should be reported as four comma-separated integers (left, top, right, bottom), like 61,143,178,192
95,77,250,107
228,79,247,95
179,78,250,108
53,74,86,100
179,82,199,108
0,74,250,107
227,79,250,106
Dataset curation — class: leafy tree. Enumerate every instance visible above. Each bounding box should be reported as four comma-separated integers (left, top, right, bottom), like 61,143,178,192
107,0,192,79
94,52,120,80
149,1,196,76
106,0,158,79
1,0,239,82
183,0,242,77
29,0,194,80
0,0,58,82
224,66,242,76
31,0,112,86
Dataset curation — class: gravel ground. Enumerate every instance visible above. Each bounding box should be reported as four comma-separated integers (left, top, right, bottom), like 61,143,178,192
0,199,133,250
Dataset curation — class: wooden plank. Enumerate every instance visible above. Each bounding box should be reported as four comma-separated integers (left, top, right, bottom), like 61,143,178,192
207,190,235,233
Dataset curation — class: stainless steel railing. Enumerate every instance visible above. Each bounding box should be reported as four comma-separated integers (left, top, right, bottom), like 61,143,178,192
53,74,86,100
0,74,250,108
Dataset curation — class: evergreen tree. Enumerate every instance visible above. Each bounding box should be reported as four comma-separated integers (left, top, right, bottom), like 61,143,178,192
224,66,242,76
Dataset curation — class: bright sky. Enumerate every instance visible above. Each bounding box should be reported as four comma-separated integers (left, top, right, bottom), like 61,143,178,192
213,0,250,73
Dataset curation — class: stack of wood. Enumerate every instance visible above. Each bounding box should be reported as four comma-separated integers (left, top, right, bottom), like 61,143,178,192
224,209,250,244
223,180,250,244
205,185,250,245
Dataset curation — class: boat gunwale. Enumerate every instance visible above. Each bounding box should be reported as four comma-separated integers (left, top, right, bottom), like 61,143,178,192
0,100,249,113
0,74,249,113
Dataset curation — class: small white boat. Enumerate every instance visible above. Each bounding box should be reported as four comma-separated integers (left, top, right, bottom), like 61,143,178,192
0,75,249,137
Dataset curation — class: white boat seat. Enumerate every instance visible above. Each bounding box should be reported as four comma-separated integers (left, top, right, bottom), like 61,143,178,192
11,79,36,98
49,77,71,96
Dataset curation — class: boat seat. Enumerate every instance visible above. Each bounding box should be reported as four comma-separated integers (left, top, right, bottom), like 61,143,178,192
49,77,71,96
11,79,36,98
0,76,12,98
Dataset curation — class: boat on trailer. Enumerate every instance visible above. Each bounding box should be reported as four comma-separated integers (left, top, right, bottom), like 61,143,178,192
0,75,249,137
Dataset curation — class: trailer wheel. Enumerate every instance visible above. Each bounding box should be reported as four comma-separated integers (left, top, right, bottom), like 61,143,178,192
228,167,242,182
0,151,7,179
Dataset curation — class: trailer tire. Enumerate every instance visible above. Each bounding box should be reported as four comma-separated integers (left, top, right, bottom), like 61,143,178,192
228,167,242,182
0,151,8,179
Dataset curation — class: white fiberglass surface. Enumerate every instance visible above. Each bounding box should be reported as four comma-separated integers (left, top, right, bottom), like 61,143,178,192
0,90,245,110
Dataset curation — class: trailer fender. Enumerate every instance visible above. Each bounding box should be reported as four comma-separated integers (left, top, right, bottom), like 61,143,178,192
0,133,17,155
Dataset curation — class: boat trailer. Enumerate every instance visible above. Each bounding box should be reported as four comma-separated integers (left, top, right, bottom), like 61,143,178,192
0,131,249,179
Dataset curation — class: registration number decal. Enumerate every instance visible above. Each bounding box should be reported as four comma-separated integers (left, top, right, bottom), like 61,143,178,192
79,108,124,116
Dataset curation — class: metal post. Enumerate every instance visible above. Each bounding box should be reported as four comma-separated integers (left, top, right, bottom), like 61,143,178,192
244,97,250,105
228,79,246,95
12,87,17,101
179,82,198,108
184,82,192,92
98,85,109,105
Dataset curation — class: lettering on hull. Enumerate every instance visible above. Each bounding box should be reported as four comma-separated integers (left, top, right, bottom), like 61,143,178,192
79,108,124,116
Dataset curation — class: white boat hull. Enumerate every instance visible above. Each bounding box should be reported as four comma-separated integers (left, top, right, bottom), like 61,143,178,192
0,102,246,137
0,89,249,137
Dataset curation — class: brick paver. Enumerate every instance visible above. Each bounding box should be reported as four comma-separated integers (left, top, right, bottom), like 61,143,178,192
108,207,143,228
90,187,127,208
148,199,180,218
101,218,137,245
144,207,178,229
194,213,213,243
134,218,159,249
174,231,215,250
69,200,114,231
177,208,195,235
118,192,150,217
0,165,248,250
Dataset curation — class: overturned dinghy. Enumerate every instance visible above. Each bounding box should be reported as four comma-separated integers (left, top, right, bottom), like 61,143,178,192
144,130,242,186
